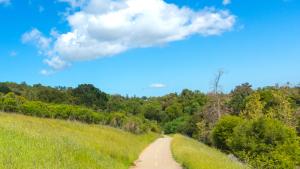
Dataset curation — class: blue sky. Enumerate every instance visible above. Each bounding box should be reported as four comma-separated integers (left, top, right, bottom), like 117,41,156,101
0,0,299,96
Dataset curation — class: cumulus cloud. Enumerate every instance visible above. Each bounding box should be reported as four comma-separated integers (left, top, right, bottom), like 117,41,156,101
149,83,166,88
22,29,68,72
22,29,52,50
223,0,231,5
55,0,235,61
58,0,87,9
44,56,70,70
0,0,10,5
40,69,54,76
23,0,236,73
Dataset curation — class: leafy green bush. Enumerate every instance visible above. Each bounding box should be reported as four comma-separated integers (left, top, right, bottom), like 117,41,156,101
212,115,243,151
122,116,144,134
21,101,52,117
106,112,159,134
0,93,157,134
164,116,190,134
1,93,25,112
228,118,300,169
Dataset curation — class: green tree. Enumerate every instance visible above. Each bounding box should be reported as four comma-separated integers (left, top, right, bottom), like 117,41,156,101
228,83,253,115
165,102,183,121
142,101,164,122
228,118,300,169
124,98,143,115
106,95,126,112
72,84,108,110
259,89,294,126
241,89,295,127
0,84,11,94
241,92,264,119
34,86,70,104
163,116,190,134
179,89,207,115
212,115,243,151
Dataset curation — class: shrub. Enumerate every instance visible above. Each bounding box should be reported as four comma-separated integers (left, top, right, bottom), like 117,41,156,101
106,113,158,134
51,104,73,119
20,101,51,117
148,120,161,133
1,93,25,113
122,116,144,134
228,118,300,169
164,116,190,134
212,115,243,151
107,112,126,128
0,93,158,134
0,84,11,94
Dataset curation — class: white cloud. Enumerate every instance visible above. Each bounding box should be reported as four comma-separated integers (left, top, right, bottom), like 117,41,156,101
50,28,60,38
58,0,87,9
149,83,166,88
22,29,52,50
44,56,70,70
0,0,10,5
223,0,231,5
40,69,54,76
22,29,69,72
24,0,236,73
56,0,235,61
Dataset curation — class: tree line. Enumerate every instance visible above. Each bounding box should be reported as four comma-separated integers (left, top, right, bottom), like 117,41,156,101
0,81,300,168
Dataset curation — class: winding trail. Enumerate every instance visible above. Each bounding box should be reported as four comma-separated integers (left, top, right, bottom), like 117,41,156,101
130,136,182,169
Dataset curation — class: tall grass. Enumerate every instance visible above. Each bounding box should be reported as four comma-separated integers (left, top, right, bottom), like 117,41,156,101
0,112,158,169
171,134,249,169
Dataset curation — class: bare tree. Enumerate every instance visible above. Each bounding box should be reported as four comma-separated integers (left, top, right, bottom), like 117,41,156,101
212,69,224,120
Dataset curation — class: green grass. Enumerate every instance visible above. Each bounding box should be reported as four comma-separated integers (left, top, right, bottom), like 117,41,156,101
171,134,249,169
0,112,158,169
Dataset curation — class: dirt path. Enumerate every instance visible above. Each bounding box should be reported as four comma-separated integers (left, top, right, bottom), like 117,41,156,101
130,136,182,169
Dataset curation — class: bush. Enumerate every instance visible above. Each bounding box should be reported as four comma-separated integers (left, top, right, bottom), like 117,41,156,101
0,93,158,134
106,113,159,134
164,116,190,134
148,120,161,133
212,115,243,151
21,101,51,117
228,118,300,169
122,116,144,134
1,93,25,113
107,112,126,128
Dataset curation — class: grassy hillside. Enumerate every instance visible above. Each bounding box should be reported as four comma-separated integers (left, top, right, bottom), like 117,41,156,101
0,112,158,169
171,134,249,169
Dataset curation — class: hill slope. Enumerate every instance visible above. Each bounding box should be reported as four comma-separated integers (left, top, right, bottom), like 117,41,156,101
171,134,249,169
0,112,158,169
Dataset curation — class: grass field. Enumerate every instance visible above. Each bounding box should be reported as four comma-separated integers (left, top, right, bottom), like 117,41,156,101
171,134,249,169
0,112,158,169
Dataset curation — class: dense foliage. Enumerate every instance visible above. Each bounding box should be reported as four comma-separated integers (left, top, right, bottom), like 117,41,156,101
0,92,158,134
1,82,300,168
229,118,300,169
212,115,243,151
